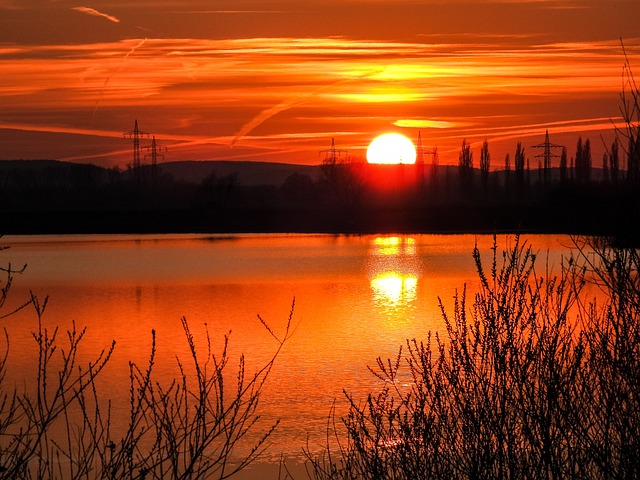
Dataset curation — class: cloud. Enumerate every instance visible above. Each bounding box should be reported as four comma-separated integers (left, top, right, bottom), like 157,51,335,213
394,119,464,129
72,7,120,23
1,35,637,165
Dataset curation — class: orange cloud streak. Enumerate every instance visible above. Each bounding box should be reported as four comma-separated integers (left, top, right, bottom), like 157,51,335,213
72,7,120,23
1,36,639,165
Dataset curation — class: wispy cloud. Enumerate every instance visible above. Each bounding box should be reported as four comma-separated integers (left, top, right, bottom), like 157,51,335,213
394,119,464,129
1,36,638,164
72,7,120,23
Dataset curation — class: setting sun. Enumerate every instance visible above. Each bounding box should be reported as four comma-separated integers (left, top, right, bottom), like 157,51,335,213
366,133,417,165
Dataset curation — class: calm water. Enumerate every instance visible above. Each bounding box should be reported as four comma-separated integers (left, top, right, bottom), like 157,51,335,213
2,233,575,473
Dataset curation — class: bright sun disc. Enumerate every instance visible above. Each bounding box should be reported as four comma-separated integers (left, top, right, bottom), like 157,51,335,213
366,133,417,165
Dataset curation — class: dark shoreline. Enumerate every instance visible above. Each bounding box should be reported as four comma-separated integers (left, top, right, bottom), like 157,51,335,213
3,204,636,239
2,160,639,242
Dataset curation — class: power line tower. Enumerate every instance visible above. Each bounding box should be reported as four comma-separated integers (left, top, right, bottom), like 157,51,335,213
416,131,438,186
123,119,149,181
532,129,563,185
144,135,167,189
320,137,347,164
319,138,347,183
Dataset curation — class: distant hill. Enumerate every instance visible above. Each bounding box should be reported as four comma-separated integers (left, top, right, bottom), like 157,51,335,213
0,159,104,173
158,161,322,186
0,159,323,187
0,159,614,188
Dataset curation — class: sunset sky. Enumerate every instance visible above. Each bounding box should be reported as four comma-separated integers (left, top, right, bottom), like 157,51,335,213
1,0,639,168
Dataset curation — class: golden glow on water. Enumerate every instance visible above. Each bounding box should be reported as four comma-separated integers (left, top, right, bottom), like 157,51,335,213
373,236,402,255
368,236,421,314
371,272,418,307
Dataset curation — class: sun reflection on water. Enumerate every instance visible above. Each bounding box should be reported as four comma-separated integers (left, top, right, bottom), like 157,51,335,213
370,272,418,306
368,236,422,315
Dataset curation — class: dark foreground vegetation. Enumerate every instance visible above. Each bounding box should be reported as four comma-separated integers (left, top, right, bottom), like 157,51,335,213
0,242,295,479
301,235,640,479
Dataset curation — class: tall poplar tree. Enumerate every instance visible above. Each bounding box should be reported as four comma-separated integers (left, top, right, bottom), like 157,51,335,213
610,139,620,183
480,139,490,192
515,142,525,190
458,139,473,191
560,147,568,183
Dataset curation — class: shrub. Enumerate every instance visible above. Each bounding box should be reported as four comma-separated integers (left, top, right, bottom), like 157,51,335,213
304,235,640,479
0,246,293,480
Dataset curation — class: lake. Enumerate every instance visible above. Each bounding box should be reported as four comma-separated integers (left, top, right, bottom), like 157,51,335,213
1,233,577,477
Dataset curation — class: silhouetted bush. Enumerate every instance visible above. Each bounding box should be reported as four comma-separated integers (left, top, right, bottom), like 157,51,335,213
303,235,640,479
0,244,294,479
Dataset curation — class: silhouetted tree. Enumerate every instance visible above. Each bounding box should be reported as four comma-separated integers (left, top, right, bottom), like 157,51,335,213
322,158,366,213
458,139,473,190
280,172,316,205
616,42,640,185
627,135,640,184
560,147,568,184
537,159,543,184
575,137,583,181
108,166,123,185
515,142,525,191
575,137,592,183
610,139,620,183
480,139,490,193
585,138,592,181
602,152,610,184
504,153,511,194
200,172,238,210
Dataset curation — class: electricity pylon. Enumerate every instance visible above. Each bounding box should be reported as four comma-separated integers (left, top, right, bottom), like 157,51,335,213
144,135,166,169
319,138,348,183
319,137,347,165
123,119,149,180
532,129,563,185
144,135,167,189
416,131,438,185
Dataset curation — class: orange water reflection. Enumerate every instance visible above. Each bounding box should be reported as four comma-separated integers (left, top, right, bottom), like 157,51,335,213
371,273,418,305
368,236,422,315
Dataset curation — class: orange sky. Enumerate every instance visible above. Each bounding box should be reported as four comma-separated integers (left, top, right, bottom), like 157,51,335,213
0,0,639,168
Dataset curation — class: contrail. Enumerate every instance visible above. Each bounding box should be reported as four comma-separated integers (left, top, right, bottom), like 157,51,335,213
122,38,147,62
231,67,385,147
72,6,120,23
231,97,308,147
93,38,147,118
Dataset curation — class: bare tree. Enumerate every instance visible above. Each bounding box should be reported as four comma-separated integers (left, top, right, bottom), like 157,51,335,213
304,235,640,480
616,41,640,185
0,244,294,480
